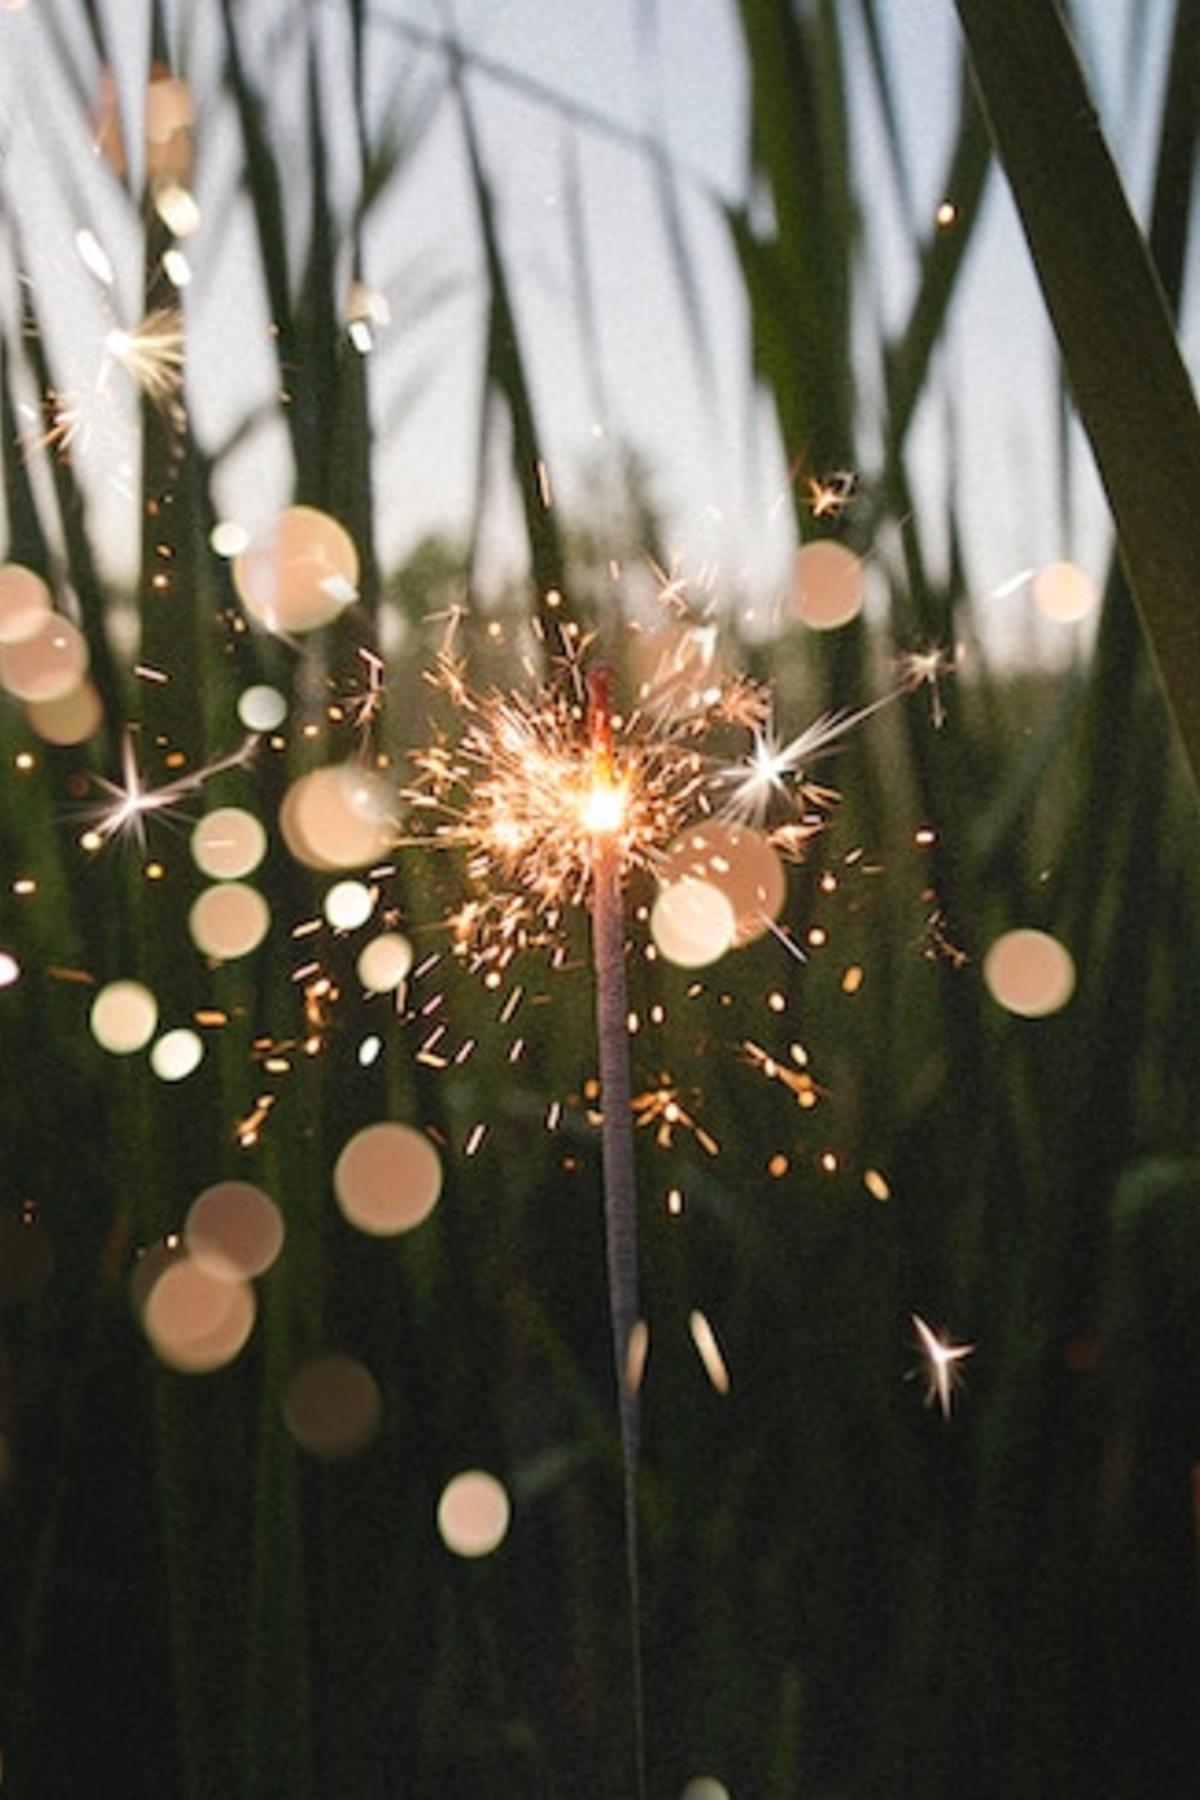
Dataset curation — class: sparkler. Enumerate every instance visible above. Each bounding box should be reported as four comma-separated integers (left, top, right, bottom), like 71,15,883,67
584,663,647,1799
404,631,775,974
399,615,953,1792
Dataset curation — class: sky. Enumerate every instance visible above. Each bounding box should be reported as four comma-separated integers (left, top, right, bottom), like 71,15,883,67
0,0,1193,664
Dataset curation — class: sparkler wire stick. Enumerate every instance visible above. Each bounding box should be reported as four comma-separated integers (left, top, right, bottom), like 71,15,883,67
586,664,647,1800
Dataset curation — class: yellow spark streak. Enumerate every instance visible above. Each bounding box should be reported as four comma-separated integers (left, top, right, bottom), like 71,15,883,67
689,1309,730,1395
631,1079,719,1154
741,1040,824,1108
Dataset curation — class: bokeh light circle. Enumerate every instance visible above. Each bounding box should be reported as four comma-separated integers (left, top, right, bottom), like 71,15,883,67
284,1353,383,1459
1031,560,1099,623
662,821,785,945
129,1238,186,1321
323,879,374,931
0,563,52,645
188,883,270,960
25,677,103,745
681,1781,731,1800
437,1469,511,1558
280,764,393,870
210,520,248,559
191,807,267,879
650,878,737,968
357,932,413,993
90,979,158,1054
150,1028,205,1082
185,1181,284,1281
237,683,287,731
0,613,89,702
0,951,19,988
983,928,1076,1017
143,1259,256,1372
233,505,359,634
793,539,865,630
333,1122,442,1236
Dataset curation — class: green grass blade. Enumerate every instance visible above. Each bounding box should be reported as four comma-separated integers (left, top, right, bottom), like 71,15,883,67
955,0,1200,795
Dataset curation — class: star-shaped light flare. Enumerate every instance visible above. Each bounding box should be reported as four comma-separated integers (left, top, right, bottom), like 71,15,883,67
912,1313,975,1419
89,733,257,850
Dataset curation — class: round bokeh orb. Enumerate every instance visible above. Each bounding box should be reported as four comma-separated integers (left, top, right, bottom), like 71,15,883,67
1031,560,1099,623
0,613,89,703
238,683,287,732
190,807,267,880
357,932,413,993
279,764,393,871
0,563,52,645
185,1180,284,1281
333,1121,442,1237
210,520,249,559
25,677,103,745
189,883,270,960
681,1781,732,1800
142,1258,256,1373
150,1028,205,1082
284,1353,383,1459
661,821,785,946
324,879,374,931
437,1469,511,1559
650,878,737,968
90,979,158,1054
233,505,359,634
983,927,1076,1018
793,539,865,630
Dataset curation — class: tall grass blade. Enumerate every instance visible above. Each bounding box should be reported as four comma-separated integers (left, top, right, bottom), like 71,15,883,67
955,0,1200,794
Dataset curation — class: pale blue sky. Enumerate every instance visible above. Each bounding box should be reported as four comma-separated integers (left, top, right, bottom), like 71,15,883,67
0,0,1193,665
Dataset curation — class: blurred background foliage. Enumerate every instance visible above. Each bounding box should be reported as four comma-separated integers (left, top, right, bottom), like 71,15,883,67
1,1,1198,1796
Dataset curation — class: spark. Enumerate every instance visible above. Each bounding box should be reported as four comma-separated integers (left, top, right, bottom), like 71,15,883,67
89,733,256,850
922,907,970,969
911,1314,975,1418
895,644,957,730
989,567,1035,601
805,469,857,519
717,686,902,827
235,1093,276,1149
631,1078,719,1155
741,1040,823,1108
22,389,94,461
402,637,786,972
688,1309,731,1395
340,645,387,740
102,307,185,408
